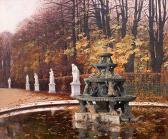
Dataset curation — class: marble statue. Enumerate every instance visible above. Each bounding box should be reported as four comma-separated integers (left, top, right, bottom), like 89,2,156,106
34,73,39,91
49,68,55,84
70,64,81,97
8,78,11,88
26,75,29,84
26,74,30,90
1,60,3,68
49,68,56,93
34,73,39,84
72,64,80,83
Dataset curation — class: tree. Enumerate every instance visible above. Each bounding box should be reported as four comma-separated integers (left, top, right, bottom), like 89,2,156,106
91,0,112,36
115,0,128,38
125,0,144,72
0,32,12,87
148,0,168,72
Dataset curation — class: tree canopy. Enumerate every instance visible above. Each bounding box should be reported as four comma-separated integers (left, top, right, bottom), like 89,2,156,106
1,0,168,82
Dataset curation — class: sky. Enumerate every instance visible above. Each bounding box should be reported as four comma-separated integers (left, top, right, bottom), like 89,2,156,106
0,0,41,33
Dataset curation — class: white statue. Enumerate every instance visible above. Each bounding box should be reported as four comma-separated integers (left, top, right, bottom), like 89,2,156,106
49,68,56,93
72,64,80,83
34,73,39,84
8,78,11,88
49,68,55,84
26,74,30,90
26,75,29,84
2,60,3,68
70,64,80,97
34,73,39,91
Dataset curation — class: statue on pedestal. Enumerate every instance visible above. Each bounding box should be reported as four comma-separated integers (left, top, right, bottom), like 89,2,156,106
8,78,11,88
72,64,80,83
26,74,30,90
34,73,39,85
49,68,56,93
26,75,29,84
34,73,39,91
71,64,80,97
49,68,55,84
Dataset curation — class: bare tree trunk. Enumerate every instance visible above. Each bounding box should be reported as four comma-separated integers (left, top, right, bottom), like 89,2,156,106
119,0,128,38
105,0,112,37
0,33,12,87
83,0,90,39
92,0,103,29
92,0,111,36
148,0,167,72
72,0,77,57
114,0,128,38
99,0,106,34
125,0,143,72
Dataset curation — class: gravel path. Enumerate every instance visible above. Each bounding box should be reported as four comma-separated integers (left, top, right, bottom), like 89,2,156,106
0,88,71,108
0,88,168,111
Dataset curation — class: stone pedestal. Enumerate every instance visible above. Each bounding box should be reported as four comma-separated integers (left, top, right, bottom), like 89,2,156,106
74,112,120,124
26,84,30,91
70,82,80,97
73,120,120,132
34,84,39,92
49,83,56,93
8,84,11,89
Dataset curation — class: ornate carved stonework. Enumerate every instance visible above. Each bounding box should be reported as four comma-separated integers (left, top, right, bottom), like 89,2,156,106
74,52,137,124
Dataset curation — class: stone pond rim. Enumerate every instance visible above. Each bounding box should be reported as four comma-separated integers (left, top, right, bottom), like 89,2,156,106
75,95,136,102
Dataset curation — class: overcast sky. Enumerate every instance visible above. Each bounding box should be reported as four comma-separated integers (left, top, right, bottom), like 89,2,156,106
0,0,42,33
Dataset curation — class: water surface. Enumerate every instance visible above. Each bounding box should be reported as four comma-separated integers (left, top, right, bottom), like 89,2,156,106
0,107,167,139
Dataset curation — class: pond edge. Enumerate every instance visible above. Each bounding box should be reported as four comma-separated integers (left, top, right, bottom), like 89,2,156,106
0,100,167,118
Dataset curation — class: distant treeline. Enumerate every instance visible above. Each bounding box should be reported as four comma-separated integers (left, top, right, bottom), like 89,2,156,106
0,0,168,84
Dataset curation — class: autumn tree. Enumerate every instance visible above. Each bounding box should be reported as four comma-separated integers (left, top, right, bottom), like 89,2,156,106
8,0,168,84
11,5,74,80
45,0,83,57
91,0,112,36
0,32,12,87
115,0,128,38
148,0,168,72
125,0,144,72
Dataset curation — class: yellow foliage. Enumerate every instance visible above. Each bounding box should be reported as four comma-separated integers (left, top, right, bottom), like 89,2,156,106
75,32,144,71
64,29,149,72
64,47,75,56
11,42,41,80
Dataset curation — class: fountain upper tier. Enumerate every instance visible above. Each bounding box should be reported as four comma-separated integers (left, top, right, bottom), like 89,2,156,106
86,52,125,86
92,52,117,71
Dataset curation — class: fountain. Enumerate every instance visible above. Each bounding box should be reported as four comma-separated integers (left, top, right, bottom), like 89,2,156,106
74,50,136,124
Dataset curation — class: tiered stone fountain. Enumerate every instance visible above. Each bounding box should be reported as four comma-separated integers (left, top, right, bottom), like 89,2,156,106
74,51,136,124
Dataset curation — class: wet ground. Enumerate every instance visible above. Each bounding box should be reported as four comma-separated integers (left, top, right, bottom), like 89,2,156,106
0,107,167,139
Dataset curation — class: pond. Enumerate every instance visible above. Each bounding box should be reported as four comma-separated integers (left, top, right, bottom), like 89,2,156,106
0,106,167,139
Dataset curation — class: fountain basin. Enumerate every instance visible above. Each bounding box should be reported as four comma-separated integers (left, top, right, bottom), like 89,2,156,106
0,106,167,139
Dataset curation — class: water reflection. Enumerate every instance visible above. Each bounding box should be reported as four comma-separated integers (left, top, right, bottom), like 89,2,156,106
0,108,167,139
75,122,135,139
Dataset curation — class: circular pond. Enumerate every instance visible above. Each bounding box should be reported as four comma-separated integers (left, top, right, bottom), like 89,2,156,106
0,106,167,139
